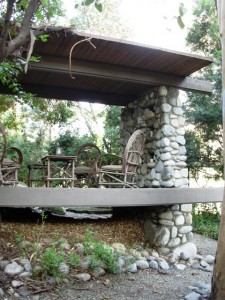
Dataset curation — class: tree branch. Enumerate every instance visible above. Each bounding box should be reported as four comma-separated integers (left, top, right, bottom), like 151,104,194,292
0,0,16,60
6,0,41,57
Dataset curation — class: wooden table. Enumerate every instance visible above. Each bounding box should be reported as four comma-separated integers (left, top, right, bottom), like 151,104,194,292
41,155,77,188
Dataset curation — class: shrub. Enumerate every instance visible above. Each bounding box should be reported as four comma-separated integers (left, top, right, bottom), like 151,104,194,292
192,203,221,240
83,229,120,273
41,247,65,278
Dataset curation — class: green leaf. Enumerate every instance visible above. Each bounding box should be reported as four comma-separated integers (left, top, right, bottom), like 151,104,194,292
39,34,49,43
95,3,102,12
179,3,187,17
215,50,222,59
177,16,185,29
85,0,95,6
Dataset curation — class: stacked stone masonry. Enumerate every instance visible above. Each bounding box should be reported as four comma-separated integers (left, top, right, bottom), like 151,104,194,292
143,204,194,255
120,85,193,253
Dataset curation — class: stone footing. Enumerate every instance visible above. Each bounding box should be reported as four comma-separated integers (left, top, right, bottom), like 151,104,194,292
113,204,195,256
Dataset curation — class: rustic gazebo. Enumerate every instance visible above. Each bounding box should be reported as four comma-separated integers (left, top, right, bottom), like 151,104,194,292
0,29,223,253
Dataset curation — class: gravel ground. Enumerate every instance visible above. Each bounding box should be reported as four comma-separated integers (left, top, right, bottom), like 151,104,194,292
37,233,217,300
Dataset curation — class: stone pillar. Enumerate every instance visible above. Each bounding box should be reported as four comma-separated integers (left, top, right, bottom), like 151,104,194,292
143,204,195,255
120,85,196,254
121,85,188,188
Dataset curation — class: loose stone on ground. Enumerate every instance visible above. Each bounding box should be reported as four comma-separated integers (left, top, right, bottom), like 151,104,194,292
0,235,216,299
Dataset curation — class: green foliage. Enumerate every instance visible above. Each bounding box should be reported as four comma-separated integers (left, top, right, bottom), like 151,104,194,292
0,60,22,93
68,252,80,268
0,0,66,101
15,228,122,280
84,0,95,5
185,0,223,180
75,0,103,11
192,203,221,240
44,102,74,125
0,59,33,102
0,98,78,183
0,101,104,184
15,235,28,258
21,99,76,126
185,129,223,181
186,0,220,54
102,105,122,154
38,34,49,42
94,2,103,12
177,3,187,29
3,0,65,29
47,130,97,156
41,210,48,225
41,247,65,278
72,0,131,39
83,229,120,273
15,234,24,245
15,231,80,279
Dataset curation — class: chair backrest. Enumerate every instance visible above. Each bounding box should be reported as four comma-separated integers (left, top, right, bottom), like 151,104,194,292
0,123,23,186
122,129,146,174
75,143,101,167
0,123,6,166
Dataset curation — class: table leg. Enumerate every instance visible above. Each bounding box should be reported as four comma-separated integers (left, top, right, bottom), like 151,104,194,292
71,160,75,188
47,159,51,187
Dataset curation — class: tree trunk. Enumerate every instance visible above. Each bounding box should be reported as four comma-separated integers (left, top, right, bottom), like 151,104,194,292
0,0,16,61
210,0,225,299
0,0,41,63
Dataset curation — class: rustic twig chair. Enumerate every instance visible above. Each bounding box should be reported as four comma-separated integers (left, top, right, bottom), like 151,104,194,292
95,129,146,188
74,143,101,187
0,123,23,186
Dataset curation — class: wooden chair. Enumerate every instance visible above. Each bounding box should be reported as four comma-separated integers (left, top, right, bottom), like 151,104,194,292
95,129,146,188
0,123,23,186
74,143,101,187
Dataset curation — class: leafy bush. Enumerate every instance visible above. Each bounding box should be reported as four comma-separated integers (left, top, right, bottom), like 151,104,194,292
41,247,65,277
83,229,120,273
192,203,221,240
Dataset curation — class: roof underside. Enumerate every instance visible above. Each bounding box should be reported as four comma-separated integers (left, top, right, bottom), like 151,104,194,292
2,29,213,106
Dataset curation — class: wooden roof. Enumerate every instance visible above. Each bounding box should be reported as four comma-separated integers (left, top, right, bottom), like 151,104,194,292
2,28,213,106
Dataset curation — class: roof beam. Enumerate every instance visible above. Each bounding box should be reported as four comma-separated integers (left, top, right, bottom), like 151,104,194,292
28,55,213,94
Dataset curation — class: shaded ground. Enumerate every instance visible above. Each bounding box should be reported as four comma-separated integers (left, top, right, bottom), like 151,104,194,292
0,208,217,300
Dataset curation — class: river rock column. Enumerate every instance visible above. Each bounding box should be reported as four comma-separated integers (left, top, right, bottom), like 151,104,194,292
143,204,196,256
121,85,189,189
120,86,196,255
149,85,189,189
